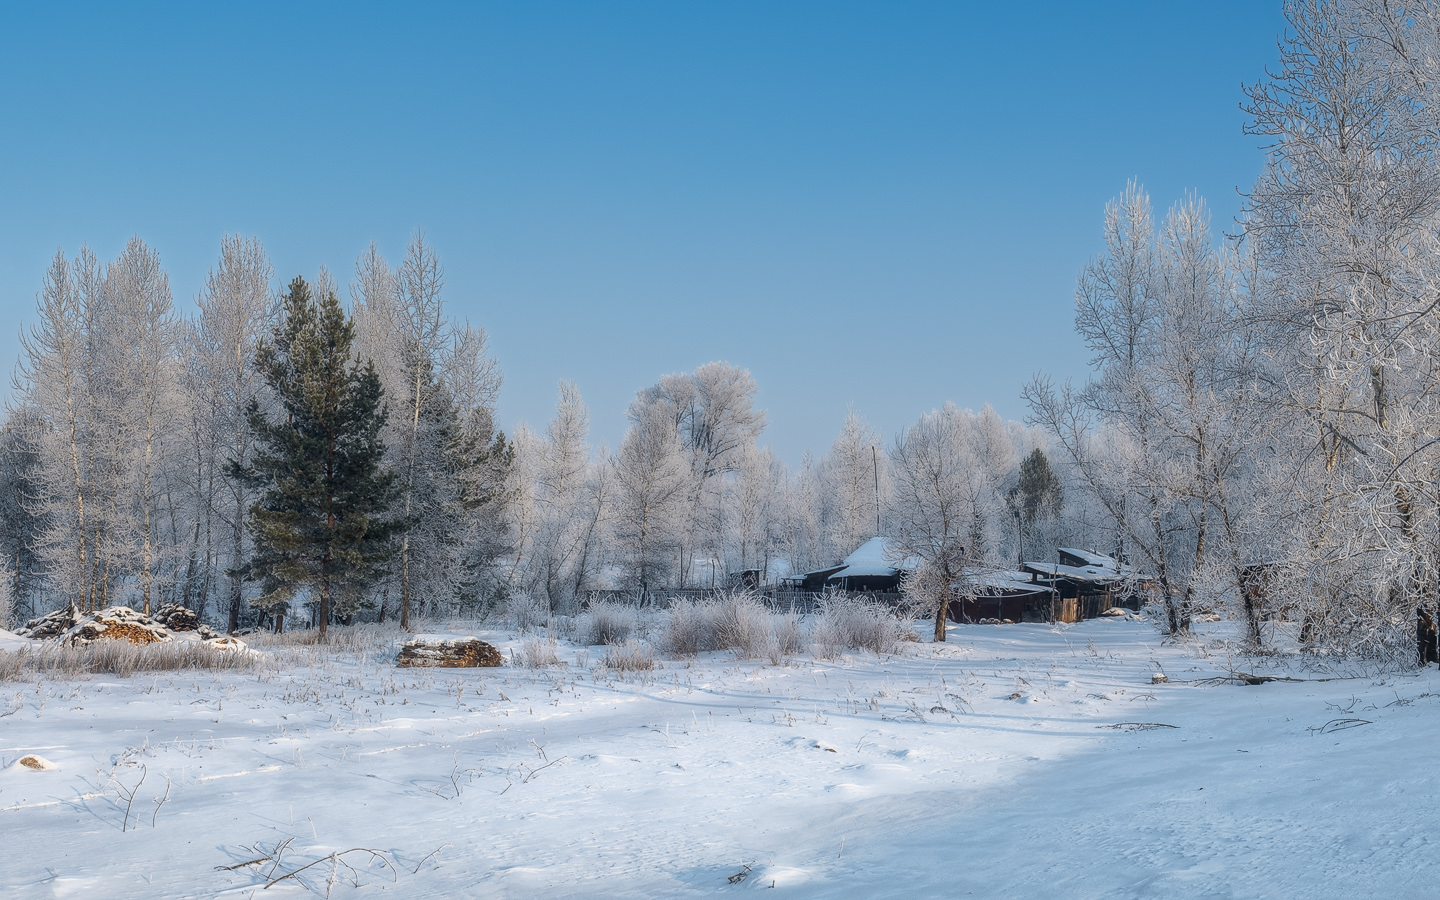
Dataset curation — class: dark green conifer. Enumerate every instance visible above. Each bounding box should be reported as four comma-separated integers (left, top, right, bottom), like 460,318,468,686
240,277,399,637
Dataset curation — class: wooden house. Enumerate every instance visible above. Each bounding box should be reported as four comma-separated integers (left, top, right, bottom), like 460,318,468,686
793,537,917,593
1020,548,1138,622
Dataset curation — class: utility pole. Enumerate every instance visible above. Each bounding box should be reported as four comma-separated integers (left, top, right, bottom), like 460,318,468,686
872,445,881,537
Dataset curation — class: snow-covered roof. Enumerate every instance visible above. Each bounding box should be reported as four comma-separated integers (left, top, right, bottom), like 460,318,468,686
834,537,918,577
1056,548,1128,572
798,536,920,584
958,568,1049,594
1022,561,1131,584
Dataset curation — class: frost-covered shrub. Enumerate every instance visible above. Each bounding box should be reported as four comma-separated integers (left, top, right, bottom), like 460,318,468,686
813,595,906,657
517,636,562,668
713,592,772,658
505,593,549,634
578,602,637,646
769,610,806,662
600,640,655,672
660,591,773,658
662,599,712,656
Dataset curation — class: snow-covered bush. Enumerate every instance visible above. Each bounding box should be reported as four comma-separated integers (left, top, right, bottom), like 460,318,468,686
769,610,806,663
600,640,655,672
578,602,637,646
504,593,550,634
517,636,562,668
711,592,772,658
812,595,906,657
662,599,711,656
660,591,774,658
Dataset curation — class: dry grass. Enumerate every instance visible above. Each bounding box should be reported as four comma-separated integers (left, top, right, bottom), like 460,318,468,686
0,640,265,681
245,623,403,655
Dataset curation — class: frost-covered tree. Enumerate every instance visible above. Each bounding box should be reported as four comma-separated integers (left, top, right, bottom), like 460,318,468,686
628,362,765,585
724,443,786,578
815,409,888,563
1026,186,1260,635
1237,0,1440,657
889,403,986,642
17,249,98,609
105,237,184,615
612,400,689,593
187,235,274,631
351,237,510,624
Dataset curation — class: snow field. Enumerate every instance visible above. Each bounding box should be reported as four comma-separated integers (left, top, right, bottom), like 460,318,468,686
1,619,1438,898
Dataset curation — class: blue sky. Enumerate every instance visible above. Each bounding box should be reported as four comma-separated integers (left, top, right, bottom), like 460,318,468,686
0,2,1286,462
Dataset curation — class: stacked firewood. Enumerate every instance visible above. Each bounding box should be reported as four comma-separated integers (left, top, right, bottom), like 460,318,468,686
16,604,246,650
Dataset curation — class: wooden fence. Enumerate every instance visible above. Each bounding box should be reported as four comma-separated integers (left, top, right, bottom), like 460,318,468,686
581,589,904,615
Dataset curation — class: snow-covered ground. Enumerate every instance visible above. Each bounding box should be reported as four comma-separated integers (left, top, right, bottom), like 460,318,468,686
2,618,1437,899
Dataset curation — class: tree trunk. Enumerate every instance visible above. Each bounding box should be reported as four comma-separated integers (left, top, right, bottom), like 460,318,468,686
400,534,411,630
319,555,330,641
227,514,244,633
1419,606,1439,667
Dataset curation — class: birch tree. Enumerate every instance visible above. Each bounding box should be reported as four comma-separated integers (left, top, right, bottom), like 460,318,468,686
612,401,689,593
889,403,985,642
191,235,273,631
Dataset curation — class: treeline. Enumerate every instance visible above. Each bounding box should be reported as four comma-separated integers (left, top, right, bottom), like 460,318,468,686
0,223,1093,634
0,235,510,633
505,374,1082,631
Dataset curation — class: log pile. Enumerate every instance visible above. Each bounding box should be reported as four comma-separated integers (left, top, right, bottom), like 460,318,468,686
153,603,201,632
16,604,246,651
395,635,503,668
63,606,174,645
17,603,83,640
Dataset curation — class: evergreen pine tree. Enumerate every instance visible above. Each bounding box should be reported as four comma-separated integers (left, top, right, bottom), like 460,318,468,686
1007,448,1063,564
239,277,399,637
1011,448,1063,527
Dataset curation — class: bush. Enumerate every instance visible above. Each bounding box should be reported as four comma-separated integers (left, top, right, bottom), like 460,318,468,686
712,593,773,658
578,602,637,646
504,593,549,633
770,610,806,661
813,595,906,657
517,636,562,668
663,599,712,656
601,640,655,672
661,591,775,658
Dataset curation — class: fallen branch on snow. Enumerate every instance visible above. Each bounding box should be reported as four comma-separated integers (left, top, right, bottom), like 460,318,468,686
1099,722,1179,731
